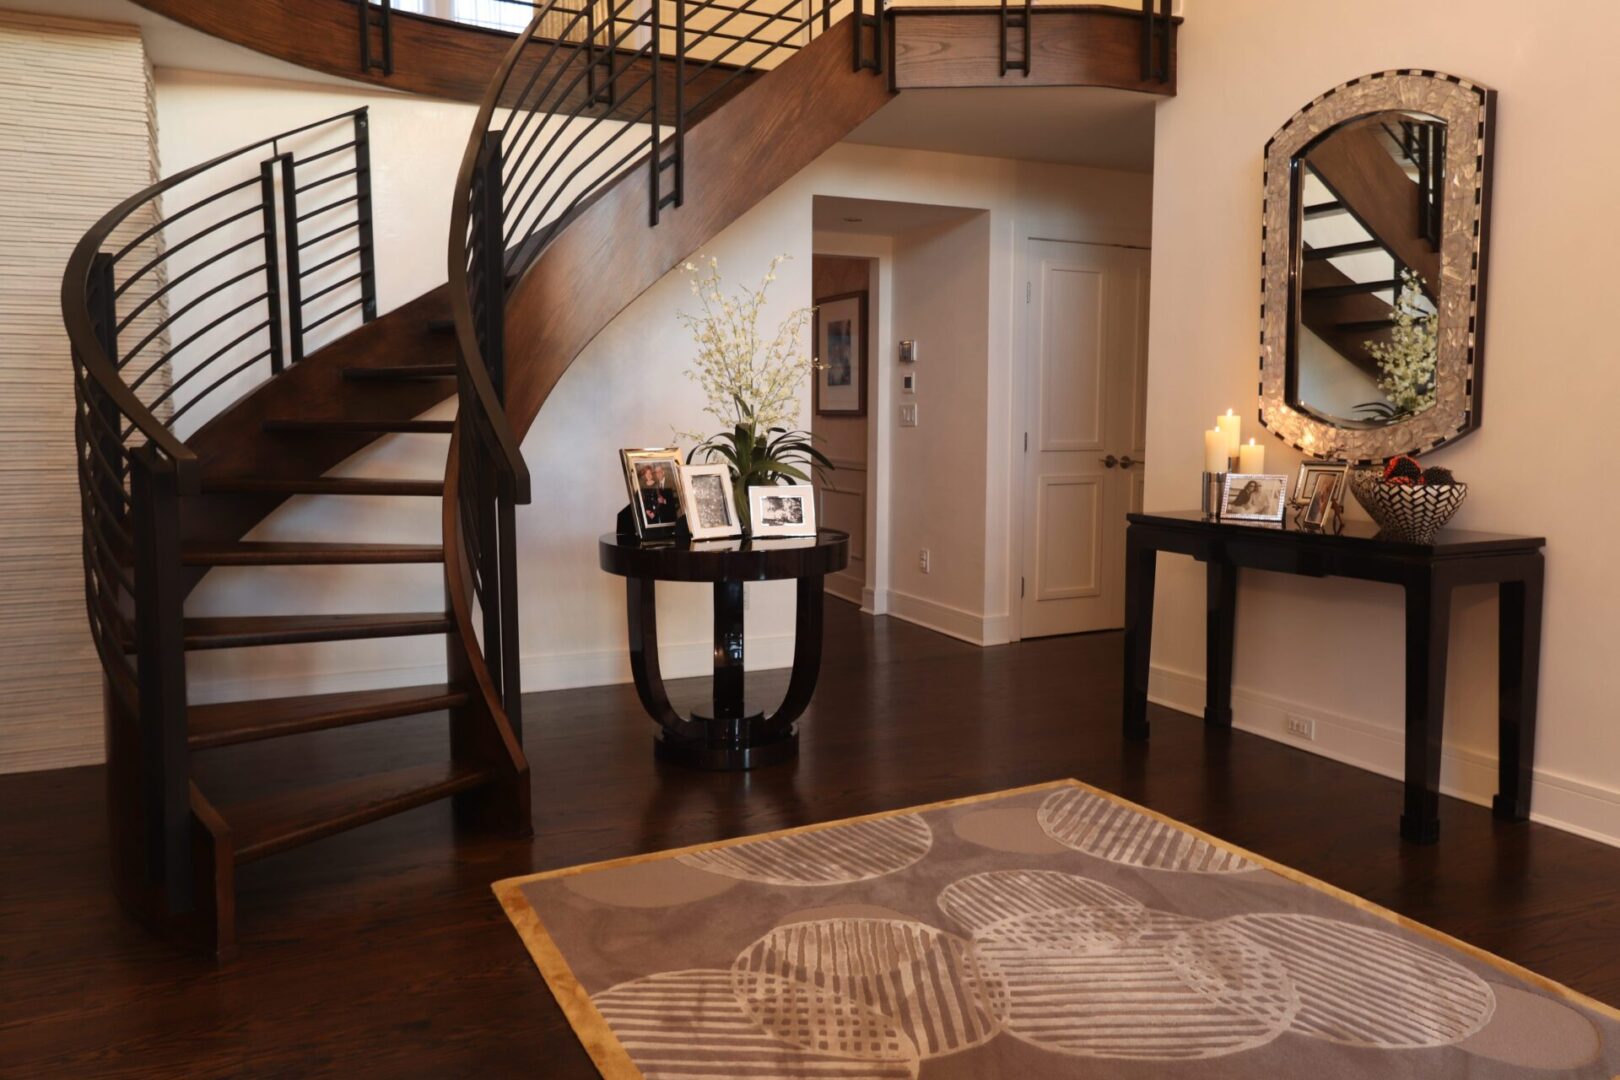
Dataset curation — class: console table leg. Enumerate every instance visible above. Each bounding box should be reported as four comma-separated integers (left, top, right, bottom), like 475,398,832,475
713,580,746,742
1123,526,1156,741
1401,572,1452,844
1493,558,1543,822
1205,559,1237,728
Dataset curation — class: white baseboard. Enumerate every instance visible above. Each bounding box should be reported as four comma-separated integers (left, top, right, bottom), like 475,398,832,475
881,588,1007,646
1150,664,1620,848
862,585,886,615
825,573,864,607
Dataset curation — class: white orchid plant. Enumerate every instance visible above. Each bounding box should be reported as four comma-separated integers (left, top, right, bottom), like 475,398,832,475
1357,267,1438,421
677,254,831,526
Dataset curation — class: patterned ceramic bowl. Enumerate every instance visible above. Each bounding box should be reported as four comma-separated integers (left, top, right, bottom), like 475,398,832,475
1347,469,1468,545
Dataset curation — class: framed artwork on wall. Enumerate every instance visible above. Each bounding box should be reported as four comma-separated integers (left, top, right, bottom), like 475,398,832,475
814,290,867,417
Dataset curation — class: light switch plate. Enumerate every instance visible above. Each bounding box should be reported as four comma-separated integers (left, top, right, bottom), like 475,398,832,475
899,403,918,427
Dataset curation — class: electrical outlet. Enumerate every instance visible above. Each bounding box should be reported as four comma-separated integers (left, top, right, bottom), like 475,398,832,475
1285,714,1316,741
899,403,918,427
919,548,931,574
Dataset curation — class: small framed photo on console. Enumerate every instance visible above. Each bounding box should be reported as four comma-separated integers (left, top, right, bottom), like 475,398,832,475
1293,461,1349,508
620,447,684,539
1220,473,1288,523
678,462,742,540
749,484,817,538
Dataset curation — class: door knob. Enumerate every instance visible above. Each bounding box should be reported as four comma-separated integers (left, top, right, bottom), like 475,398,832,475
1100,455,1119,469
1119,455,1142,470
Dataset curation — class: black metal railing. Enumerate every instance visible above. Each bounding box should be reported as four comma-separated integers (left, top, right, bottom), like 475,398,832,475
61,107,377,910
362,0,615,74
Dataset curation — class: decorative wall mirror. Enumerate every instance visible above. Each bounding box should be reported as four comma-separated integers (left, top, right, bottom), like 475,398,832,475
1260,71,1496,463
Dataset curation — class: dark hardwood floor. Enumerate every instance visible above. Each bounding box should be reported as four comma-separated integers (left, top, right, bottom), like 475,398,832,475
4,597,1619,1077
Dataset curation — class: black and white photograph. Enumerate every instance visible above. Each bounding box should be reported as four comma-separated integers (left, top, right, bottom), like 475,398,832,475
1293,461,1349,507
678,462,742,540
814,291,867,416
619,447,685,539
1220,473,1288,522
748,483,818,537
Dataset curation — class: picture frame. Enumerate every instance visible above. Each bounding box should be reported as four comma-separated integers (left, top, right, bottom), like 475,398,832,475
748,484,817,538
1220,473,1289,523
677,462,742,540
619,447,684,539
814,290,867,416
1292,460,1350,508
1299,481,1337,531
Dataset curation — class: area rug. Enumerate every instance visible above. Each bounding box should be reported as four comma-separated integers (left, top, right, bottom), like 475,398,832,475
495,780,1620,1078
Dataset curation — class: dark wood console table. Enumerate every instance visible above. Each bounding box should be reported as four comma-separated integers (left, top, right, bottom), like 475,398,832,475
1124,511,1545,844
599,529,848,771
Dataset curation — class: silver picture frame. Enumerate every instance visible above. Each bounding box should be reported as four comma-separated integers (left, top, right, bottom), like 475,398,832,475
1220,473,1289,523
677,462,742,540
748,483,817,538
1292,461,1349,508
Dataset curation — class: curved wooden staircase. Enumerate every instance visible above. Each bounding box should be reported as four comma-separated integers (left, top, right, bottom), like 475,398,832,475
65,1,1177,957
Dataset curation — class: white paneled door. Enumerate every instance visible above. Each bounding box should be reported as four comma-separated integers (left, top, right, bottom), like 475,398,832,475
1019,239,1149,638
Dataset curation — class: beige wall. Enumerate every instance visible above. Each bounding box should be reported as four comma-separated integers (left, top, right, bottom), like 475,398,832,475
0,12,160,773
1145,0,1620,844
888,214,993,618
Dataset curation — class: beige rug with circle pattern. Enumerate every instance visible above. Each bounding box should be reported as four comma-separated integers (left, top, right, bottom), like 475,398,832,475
494,779,1620,1078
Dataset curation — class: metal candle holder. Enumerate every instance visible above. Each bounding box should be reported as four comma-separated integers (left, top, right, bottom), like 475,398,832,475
1201,471,1227,520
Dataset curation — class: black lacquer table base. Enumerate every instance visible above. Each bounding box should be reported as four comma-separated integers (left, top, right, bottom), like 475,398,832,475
601,530,849,771
1124,512,1545,845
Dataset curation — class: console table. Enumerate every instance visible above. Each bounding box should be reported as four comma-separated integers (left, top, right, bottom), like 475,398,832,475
1123,511,1545,844
599,529,848,771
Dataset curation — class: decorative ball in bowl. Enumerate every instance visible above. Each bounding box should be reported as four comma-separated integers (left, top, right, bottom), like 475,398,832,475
1347,469,1468,545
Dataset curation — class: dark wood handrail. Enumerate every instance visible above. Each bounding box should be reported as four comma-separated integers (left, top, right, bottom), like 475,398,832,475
447,16,535,504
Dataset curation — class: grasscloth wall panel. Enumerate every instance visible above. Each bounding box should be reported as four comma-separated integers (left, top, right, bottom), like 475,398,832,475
0,12,160,772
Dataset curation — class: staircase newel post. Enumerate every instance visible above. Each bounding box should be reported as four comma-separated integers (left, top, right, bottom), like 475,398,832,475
258,160,286,375
278,154,306,363
128,445,191,913
496,476,522,736
673,0,685,208
353,109,379,323
86,254,127,511
648,0,662,226
476,131,506,396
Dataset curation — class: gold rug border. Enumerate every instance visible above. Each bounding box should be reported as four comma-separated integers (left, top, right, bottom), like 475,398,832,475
493,777,1620,1080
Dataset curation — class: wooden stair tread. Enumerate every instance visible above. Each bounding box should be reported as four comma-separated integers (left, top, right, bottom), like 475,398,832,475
189,683,468,749
342,364,457,381
262,418,455,434
181,541,444,566
200,477,444,496
181,612,452,650
225,762,493,863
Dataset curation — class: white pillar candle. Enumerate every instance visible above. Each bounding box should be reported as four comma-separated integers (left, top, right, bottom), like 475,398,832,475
1238,437,1265,474
1217,409,1242,460
1203,428,1228,473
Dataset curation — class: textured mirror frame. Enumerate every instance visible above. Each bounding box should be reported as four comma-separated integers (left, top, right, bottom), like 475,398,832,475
1260,71,1496,463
